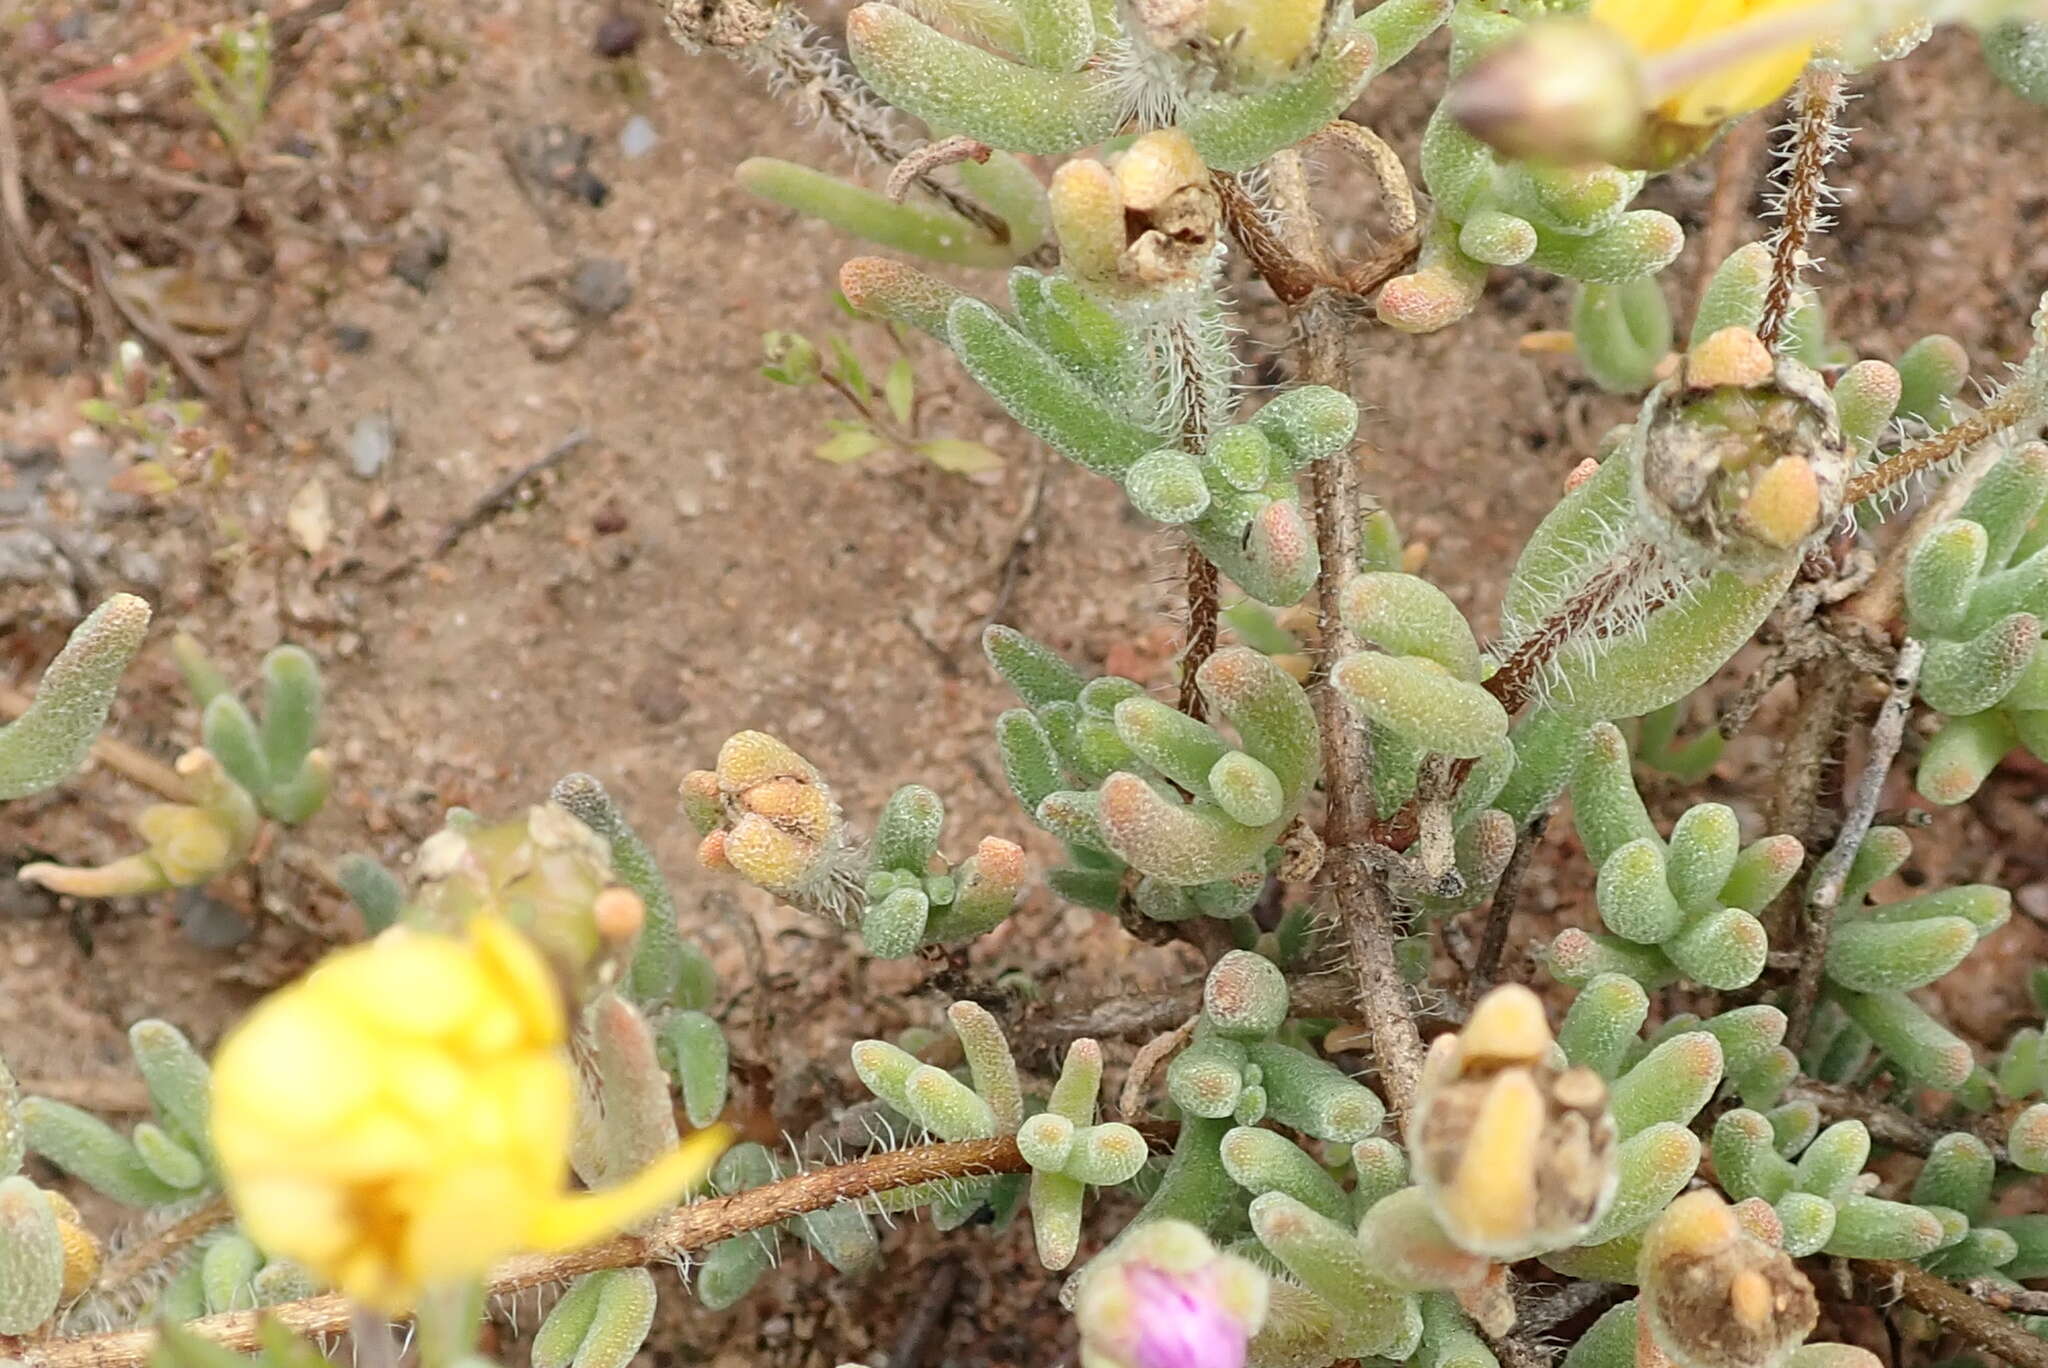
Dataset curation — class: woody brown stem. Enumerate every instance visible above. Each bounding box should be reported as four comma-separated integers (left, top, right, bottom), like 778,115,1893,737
17,1136,1179,1368
1179,545,1221,720
1861,1260,2048,1368
1467,816,1547,1004
1787,640,1922,1050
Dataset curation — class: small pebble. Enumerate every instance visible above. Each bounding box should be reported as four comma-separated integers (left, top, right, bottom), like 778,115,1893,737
348,413,397,479
511,124,609,207
178,890,254,950
392,226,450,291
630,666,686,725
331,323,373,354
567,258,632,319
620,115,659,160
592,12,644,56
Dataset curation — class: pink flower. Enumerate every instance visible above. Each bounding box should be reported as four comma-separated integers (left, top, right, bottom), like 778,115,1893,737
1126,1266,1252,1368
1076,1222,1268,1368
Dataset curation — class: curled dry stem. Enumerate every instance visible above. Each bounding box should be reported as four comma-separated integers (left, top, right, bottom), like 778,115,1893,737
885,135,992,203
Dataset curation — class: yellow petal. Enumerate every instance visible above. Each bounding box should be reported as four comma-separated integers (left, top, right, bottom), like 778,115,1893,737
1590,0,1693,53
525,1125,735,1252
213,994,378,1144
401,1161,530,1286
308,935,491,1042
470,915,565,1048
229,1176,353,1269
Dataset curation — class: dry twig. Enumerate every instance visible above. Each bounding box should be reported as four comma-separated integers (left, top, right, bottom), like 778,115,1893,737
431,429,592,559
1467,816,1547,1004
1786,639,1923,1049
1118,1014,1198,1120
1862,1260,2048,1368
21,1137,1125,1368
1784,1079,2011,1163
1963,1280,2048,1316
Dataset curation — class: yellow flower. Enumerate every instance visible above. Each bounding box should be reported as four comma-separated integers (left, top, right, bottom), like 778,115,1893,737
211,917,731,1311
1592,0,1824,127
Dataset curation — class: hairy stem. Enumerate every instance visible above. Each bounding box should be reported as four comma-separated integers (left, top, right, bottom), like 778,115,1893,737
1266,147,1431,1120
21,1138,1123,1368
85,1196,234,1317
1842,376,2048,507
1757,64,1846,348
1485,543,1672,716
1297,299,1426,1119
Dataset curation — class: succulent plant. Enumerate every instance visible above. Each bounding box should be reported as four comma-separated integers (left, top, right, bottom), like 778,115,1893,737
11,5,2048,1368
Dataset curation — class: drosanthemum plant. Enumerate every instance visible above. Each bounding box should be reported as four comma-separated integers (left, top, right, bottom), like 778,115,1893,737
8,2,2048,1368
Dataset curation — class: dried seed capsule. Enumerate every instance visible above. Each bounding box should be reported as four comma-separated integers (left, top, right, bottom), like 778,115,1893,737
1636,336,1852,578
1638,1190,1817,1368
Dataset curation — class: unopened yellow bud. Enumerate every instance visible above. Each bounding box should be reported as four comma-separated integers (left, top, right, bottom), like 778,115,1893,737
1655,1188,1743,1257
715,730,815,791
46,1191,101,1300
1641,344,1850,576
1115,130,1207,214
1411,985,1617,1259
1638,1189,1818,1368
739,776,835,841
1739,457,1823,550
1456,983,1552,1067
723,813,818,890
1685,328,1774,391
1049,160,1125,286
